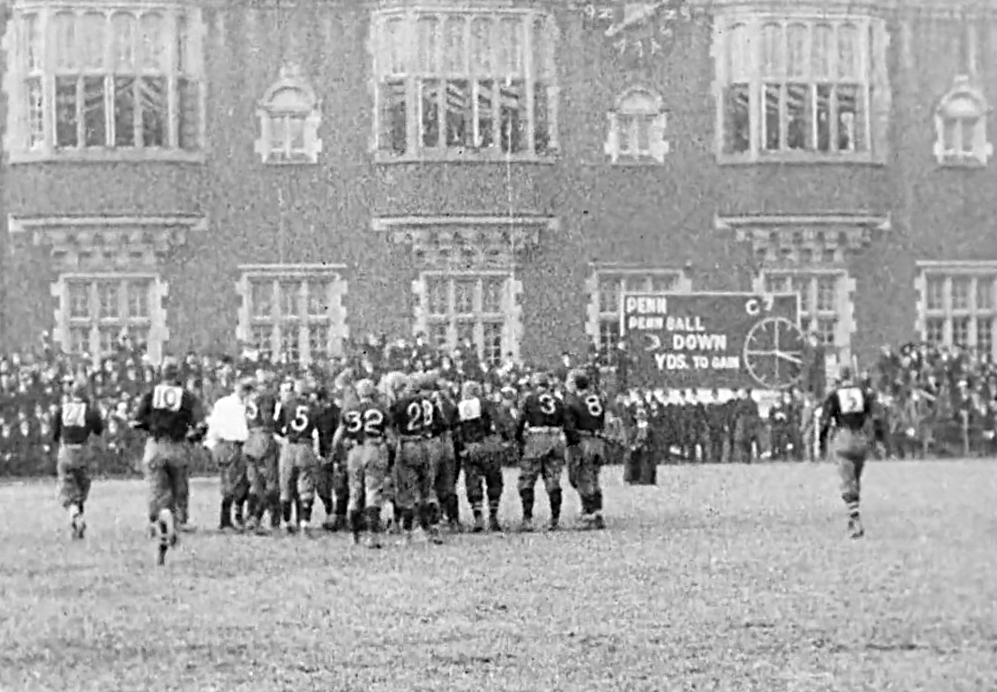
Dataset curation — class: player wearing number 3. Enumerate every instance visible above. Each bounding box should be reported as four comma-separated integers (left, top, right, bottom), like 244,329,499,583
52,379,104,540
133,359,203,565
516,372,567,532
819,366,873,539
564,370,607,530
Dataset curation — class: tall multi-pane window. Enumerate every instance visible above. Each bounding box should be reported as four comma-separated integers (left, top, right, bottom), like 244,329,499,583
10,6,202,159
716,15,886,162
244,276,338,365
593,272,684,355
421,273,510,366
60,275,156,358
763,271,843,346
920,270,997,358
371,9,558,160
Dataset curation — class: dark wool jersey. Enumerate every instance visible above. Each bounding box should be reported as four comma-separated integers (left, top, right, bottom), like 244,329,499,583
391,394,436,437
340,401,389,443
277,396,321,444
246,391,278,430
456,396,495,445
135,383,199,442
517,390,566,443
315,402,341,457
565,392,606,433
823,384,873,433
52,396,104,445
429,395,457,438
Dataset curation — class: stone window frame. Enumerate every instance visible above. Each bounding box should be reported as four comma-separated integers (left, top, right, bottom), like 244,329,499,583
933,75,992,168
235,264,349,366
915,261,997,358
254,63,323,165
604,87,670,164
2,2,206,164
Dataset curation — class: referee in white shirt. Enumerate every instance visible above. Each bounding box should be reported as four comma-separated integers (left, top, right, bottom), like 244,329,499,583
206,377,254,530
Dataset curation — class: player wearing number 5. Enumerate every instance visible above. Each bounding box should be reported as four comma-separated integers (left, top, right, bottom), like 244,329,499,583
516,372,567,532
275,379,322,535
332,379,392,548
819,366,873,539
564,370,607,530
52,379,104,540
133,359,203,565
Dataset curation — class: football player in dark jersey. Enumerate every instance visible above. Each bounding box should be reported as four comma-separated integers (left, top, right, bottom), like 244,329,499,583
314,387,344,531
276,379,323,535
820,366,873,539
243,370,281,534
515,372,567,531
564,369,607,530
332,378,393,547
428,377,461,531
133,359,203,565
456,380,504,532
52,379,104,539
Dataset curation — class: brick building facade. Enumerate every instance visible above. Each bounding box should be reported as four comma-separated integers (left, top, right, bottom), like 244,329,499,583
0,0,993,371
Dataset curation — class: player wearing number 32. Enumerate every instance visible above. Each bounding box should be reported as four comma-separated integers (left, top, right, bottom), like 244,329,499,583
516,372,567,532
564,370,607,530
132,359,203,566
275,379,323,535
52,379,104,540
819,366,873,540
332,378,392,548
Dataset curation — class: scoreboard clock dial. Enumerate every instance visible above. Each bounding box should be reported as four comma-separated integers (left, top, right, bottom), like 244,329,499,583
580,1,692,59
743,316,806,390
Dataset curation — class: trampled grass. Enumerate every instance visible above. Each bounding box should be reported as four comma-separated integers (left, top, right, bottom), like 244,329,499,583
1,460,995,692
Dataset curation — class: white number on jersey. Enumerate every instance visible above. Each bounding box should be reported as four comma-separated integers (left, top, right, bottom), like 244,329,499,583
584,394,603,418
345,408,385,436
290,405,310,433
836,387,865,415
62,402,87,427
152,385,183,412
406,399,435,433
245,400,259,422
458,398,482,422
538,394,557,416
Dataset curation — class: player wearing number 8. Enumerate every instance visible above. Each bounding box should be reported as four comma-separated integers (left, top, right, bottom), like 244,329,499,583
564,370,607,530
52,379,104,540
819,366,873,539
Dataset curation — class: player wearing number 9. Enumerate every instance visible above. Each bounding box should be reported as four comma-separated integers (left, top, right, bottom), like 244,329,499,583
563,370,607,530
275,379,323,534
819,366,873,539
132,359,203,565
52,379,104,540
515,372,567,532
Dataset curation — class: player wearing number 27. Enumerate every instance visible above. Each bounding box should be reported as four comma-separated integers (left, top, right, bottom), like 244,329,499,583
133,359,203,565
564,370,607,530
276,379,323,534
819,366,873,539
516,372,567,532
52,379,104,540
332,378,392,548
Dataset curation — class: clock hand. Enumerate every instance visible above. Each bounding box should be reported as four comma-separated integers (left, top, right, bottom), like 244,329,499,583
773,351,803,366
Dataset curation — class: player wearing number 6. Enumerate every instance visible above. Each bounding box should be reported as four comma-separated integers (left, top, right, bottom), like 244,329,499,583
564,370,607,530
52,379,104,540
819,366,873,539
332,379,392,548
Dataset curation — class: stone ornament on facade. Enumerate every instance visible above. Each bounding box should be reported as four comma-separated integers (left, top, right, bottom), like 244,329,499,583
933,75,992,168
580,0,693,60
605,86,670,163
254,62,323,164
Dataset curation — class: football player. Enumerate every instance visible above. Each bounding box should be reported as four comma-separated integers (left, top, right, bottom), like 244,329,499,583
275,379,323,535
389,373,442,544
819,366,873,539
564,369,607,529
428,378,461,531
456,380,504,532
52,379,104,539
243,370,281,534
515,372,567,531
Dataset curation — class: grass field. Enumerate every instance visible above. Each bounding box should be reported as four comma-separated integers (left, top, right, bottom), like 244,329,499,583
1,460,995,692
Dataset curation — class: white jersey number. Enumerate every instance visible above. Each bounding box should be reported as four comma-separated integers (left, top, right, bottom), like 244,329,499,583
345,408,385,436
152,385,183,412
406,399,435,433
290,405,310,433
62,402,87,427
584,395,603,418
458,398,482,422
836,387,865,415
538,394,557,416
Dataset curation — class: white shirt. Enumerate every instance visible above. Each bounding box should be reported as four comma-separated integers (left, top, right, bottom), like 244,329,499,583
205,393,250,449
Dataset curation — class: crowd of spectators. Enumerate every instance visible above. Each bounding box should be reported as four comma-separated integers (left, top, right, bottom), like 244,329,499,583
0,331,993,480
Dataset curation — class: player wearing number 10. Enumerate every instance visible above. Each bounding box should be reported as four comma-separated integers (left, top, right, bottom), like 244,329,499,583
564,370,607,530
52,379,104,540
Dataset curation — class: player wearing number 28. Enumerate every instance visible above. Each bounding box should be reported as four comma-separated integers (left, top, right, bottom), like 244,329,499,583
204,378,254,532
516,372,567,532
819,366,873,540
133,359,203,565
389,374,444,544
52,379,104,540
332,379,392,548
276,379,323,535
564,370,607,530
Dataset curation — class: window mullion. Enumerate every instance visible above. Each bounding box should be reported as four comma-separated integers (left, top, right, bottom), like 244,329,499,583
523,14,535,155
447,277,457,348
489,18,500,149
748,20,760,156
166,7,178,148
